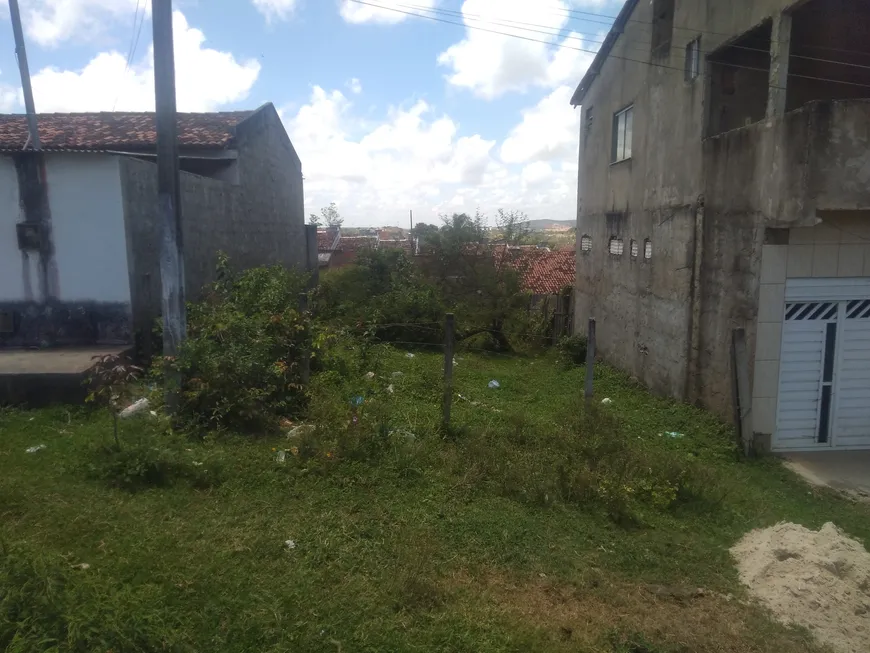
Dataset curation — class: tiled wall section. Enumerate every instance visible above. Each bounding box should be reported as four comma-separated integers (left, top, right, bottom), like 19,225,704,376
754,217,870,435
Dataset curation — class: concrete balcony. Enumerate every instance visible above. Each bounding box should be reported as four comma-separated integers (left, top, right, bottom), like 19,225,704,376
703,99,870,228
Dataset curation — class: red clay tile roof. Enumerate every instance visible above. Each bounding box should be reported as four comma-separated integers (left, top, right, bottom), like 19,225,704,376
337,236,378,252
0,111,253,151
378,238,414,255
506,249,576,295
317,227,341,252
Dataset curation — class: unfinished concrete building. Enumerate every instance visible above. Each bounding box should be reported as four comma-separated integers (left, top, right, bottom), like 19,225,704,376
572,0,870,451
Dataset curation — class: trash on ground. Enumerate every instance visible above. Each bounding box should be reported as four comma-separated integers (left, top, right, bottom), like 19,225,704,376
119,398,150,418
285,539,296,550
71,563,90,570
364,371,375,380
287,424,315,439
149,410,158,418
488,380,500,389
192,461,204,467
276,450,286,463
601,397,613,405
387,384,394,394
25,444,47,454
731,522,870,653
351,396,365,406
660,431,685,438
405,353,415,358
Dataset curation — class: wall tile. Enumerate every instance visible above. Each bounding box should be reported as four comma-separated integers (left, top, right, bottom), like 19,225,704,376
787,244,813,277
753,397,778,435
761,245,788,284
752,359,780,399
756,322,783,361
837,244,864,277
757,283,785,323
862,245,870,276
812,244,839,277
813,223,841,244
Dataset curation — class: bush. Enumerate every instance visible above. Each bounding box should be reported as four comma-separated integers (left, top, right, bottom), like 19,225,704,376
557,333,588,366
161,256,310,432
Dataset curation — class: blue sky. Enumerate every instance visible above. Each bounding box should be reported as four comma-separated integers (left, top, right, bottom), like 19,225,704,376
0,0,621,226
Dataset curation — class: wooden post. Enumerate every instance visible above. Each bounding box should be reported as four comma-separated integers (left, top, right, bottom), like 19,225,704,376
298,293,310,386
584,317,596,406
153,0,186,412
442,313,455,430
732,328,753,456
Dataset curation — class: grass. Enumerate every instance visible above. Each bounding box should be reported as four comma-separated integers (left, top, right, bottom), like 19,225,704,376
2,348,869,652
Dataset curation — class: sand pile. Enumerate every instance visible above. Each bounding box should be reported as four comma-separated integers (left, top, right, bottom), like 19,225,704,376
731,522,870,653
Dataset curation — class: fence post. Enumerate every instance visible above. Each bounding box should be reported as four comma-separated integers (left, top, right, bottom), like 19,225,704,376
442,313,455,430
298,293,310,386
584,317,596,407
731,328,753,456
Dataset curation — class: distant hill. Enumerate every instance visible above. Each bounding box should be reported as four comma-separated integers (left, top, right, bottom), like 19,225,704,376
526,219,575,231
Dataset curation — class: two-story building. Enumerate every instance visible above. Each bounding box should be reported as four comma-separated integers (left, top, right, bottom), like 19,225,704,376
572,0,870,451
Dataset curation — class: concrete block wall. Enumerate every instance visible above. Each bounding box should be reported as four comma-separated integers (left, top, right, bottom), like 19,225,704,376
753,212,870,436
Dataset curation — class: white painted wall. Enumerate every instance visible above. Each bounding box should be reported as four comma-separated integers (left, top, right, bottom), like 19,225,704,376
0,157,40,301
46,154,130,303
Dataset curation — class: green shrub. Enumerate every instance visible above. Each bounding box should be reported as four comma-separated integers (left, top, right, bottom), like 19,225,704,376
557,333,588,366
161,256,310,432
83,426,224,491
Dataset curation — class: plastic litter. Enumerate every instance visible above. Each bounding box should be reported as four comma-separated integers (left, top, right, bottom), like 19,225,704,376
285,539,296,550
276,450,286,463
119,398,150,418
287,424,315,439
351,396,365,406
364,371,375,380
387,384,394,394
405,353,415,358
660,431,685,439
192,461,204,467
71,563,90,570
488,380,500,389
25,444,46,453
601,397,613,405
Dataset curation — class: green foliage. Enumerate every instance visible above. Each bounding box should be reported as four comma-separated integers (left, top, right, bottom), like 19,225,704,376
316,249,443,344
163,255,311,432
83,423,224,491
557,333,588,366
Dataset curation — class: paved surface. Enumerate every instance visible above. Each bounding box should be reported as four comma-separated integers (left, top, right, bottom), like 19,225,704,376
783,451,870,501
0,346,128,374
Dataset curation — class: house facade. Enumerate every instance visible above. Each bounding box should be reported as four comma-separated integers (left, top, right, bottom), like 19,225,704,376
0,103,309,356
573,0,870,450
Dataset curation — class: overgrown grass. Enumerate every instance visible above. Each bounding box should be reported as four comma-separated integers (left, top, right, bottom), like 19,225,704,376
2,350,868,652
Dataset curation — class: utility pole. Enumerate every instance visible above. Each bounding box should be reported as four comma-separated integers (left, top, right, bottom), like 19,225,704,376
152,0,186,411
409,209,414,233
9,0,40,150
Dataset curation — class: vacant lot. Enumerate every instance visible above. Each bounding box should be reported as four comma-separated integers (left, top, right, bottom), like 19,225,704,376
2,349,869,652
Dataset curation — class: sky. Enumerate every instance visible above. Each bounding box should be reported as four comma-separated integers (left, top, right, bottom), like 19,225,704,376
0,0,621,227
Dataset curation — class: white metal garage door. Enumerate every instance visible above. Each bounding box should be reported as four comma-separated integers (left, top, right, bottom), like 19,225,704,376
775,279,870,451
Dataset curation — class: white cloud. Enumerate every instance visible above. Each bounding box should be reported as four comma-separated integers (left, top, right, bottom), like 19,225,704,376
437,0,598,99
21,0,141,48
251,0,298,21
346,78,363,94
340,0,438,24
282,85,577,227
29,11,261,112
501,85,580,165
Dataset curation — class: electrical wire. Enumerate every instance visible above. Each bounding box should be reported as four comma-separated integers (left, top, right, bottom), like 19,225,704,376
113,0,149,111
398,1,870,72
348,0,870,92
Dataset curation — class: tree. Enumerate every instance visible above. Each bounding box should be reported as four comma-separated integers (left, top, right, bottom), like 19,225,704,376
496,208,531,245
308,212,322,227
320,202,343,228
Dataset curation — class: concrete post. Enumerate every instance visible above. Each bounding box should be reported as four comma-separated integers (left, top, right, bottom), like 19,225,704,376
767,13,792,118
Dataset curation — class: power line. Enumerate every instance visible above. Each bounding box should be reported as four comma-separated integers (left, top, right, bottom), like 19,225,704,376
397,1,870,75
348,0,870,92
113,0,149,111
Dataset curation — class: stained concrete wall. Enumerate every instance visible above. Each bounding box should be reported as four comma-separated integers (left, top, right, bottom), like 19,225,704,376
574,0,870,418
120,103,307,354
